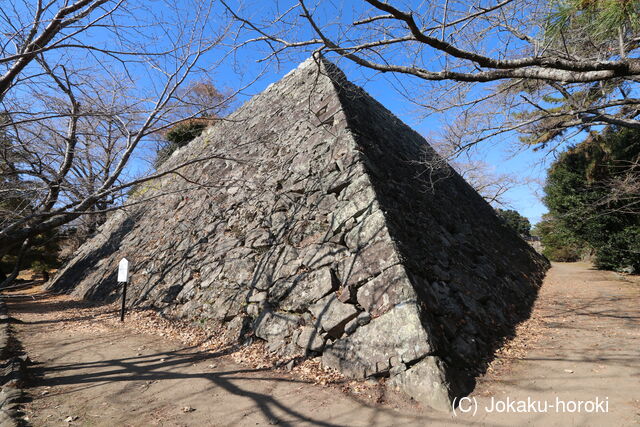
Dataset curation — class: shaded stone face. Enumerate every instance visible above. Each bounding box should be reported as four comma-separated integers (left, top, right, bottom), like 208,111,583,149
48,57,549,411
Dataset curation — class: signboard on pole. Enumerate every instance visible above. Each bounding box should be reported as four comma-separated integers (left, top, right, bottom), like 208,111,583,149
118,258,129,283
118,258,129,322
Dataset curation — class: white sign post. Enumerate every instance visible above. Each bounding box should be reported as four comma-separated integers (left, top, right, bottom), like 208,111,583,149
118,258,129,322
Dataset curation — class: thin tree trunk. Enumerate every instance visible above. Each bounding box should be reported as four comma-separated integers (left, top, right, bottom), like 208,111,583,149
0,238,30,289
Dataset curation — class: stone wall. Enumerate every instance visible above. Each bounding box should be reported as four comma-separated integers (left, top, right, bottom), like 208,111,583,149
48,57,549,410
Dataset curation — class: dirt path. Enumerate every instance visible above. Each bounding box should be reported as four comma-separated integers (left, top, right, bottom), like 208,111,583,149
4,262,640,426
465,262,640,425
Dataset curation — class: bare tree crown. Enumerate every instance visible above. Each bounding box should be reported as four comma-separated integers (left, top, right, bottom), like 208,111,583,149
0,0,237,262
224,0,640,149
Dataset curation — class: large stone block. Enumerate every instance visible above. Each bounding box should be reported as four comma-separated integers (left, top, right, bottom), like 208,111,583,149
344,210,388,249
296,326,326,352
270,267,336,311
322,303,433,378
254,310,301,353
48,56,549,411
336,239,400,287
309,294,358,336
390,356,454,412
356,265,416,317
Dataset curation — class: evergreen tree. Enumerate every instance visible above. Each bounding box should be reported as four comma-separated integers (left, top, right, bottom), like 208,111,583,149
496,208,532,237
541,127,640,271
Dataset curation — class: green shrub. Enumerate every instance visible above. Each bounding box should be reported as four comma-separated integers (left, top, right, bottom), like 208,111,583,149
165,121,208,146
593,227,640,272
154,120,210,168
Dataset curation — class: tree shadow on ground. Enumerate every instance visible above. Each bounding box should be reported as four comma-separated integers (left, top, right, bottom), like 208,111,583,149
5,290,458,426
